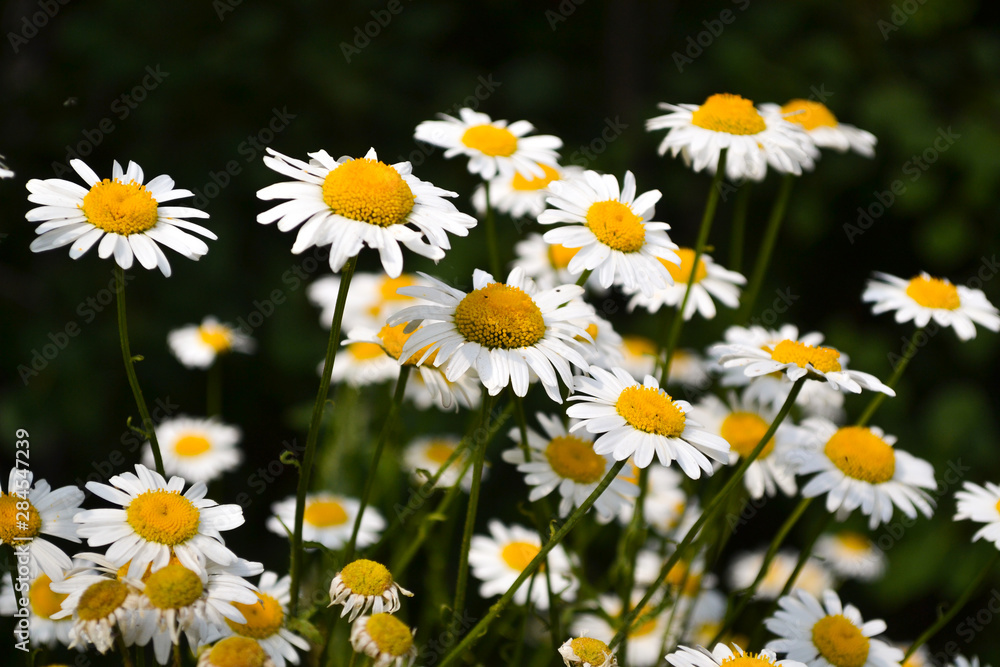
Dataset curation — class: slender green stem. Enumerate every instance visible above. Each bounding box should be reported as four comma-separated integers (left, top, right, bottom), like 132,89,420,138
737,173,795,323
484,181,501,277
439,460,628,667
347,650,359,667
616,466,649,667
856,326,924,427
660,149,728,386
575,268,593,287
115,266,164,476
289,255,358,616
729,182,751,274
206,358,222,416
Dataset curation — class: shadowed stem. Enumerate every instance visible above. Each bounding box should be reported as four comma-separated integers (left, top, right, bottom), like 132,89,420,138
729,182,751,274
737,173,795,323
856,326,925,427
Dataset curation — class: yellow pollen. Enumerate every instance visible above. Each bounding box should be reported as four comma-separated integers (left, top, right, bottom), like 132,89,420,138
198,324,233,353
691,94,767,135
905,275,961,310
824,427,896,484
424,441,456,464
227,592,284,639
173,434,212,457
379,274,418,301
837,532,873,553
720,411,774,459
615,386,686,438
720,652,779,667
586,200,645,253
80,179,159,236
340,559,394,597
144,564,204,610
501,541,541,572
545,435,606,484
770,339,842,373
511,163,560,191
623,335,657,357
304,499,349,527
30,574,68,619
77,579,129,621
377,323,438,365
548,243,580,269
349,341,387,361
661,248,708,284
366,613,414,657
453,283,546,350
322,158,415,227
569,637,614,665
781,99,839,130
207,637,269,667
125,490,201,546
461,124,518,157
0,494,42,542
811,614,870,667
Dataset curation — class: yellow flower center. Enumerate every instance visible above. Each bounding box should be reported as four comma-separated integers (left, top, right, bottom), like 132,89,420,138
125,490,201,546
548,243,580,269
770,339,842,373
837,532,873,553
905,275,961,310
144,563,204,610
198,324,233,353
720,652,780,667
366,613,414,657
569,637,614,665
322,158,415,227
461,124,518,157
377,323,437,365
666,561,703,597
340,559,394,597
545,435,606,484
379,274,418,301
511,163,560,190
720,411,774,459
30,574,68,619
501,541,541,572
207,637,269,667
691,94,767,135
615,386,686,438
80,179,159,236
77,579,129,621
0,494,42,542
304,499,349,527
453,283,546,350
586,200,646,253
623,335,657,357
424,441,456,464
824,427,896,484
661,248,708,284
781,99,839,130
227,592,284,639
811,614,871,667
173,434,212,458
349,341,387,361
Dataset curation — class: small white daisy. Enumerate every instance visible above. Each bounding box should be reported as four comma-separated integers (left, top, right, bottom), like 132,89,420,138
762,100,877,158
728,549,834,600
51,568,144,653
666,348,712,393
558,636,619,667
329,559,413,621
0,566,73,648
26,159,214,276
620,464,691,537
668,644,807,667
473,163,584,219
862,271,1000,341
573,311,625,371
511,232,605,292
404,362,482,412
414,107,562,180
167,316,255,369
350,613,417,667
618,335,659,381
570,593,670,667
141,416,242,483
307,272,427,332
402,435,474,490
267,493,384,550
682,589,728,647
814,532,887,582
198,636,276,667
628,248,745,320
257,147,476,278
954,481,1000,549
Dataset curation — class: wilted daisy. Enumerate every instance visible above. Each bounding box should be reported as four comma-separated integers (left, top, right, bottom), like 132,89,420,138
862,271,1000,341
75,463,244,578
571,593,670,667
199,636,275,667
402,435,473,490
469,520,577,610
954,481,1000,549
414,107,562,180
473,163,584,219
765,589,903,667
647,93,816,182
0,566,73,648
167,316,255,369
814,532,887,582
728,549,834,600
539,169,680,296
0,469,83,581
567,366,730,474
51,568,143,653
267,493,384,550
558,636,619,667
350,613,417,667
668,644,806,667
257,147,476,278
26,159,214,276
502,413,638,522
141,416,242,483
761,99,877,158
628,248,745,319
389,267,591,402
329,559,413,621
791,418,935,529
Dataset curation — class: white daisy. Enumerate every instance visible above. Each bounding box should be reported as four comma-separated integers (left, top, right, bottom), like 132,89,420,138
199,636,276,667
862,271,1000,341
0,566,73,648
51,568,144,653
266,493,384,550
501,412,638,522
620,464,690,537
618,335,659,381
682,589,728,647
668,643,807,667
326,336,401,388
167,316,255,369
329,559,413,621
947,656,990,667
402,435,474,490
473,163,584,219
468,520,577,610
414,107,562,180
350,613,417,667
141,416,242,483
570,593,670,667
765,588,903,667
511,232,605,292
257,147,475,278
389,267,591,402
567,365,731,475
0,468,84,581
628,248,745,320
647,93,816,182
558,636,619,667
666,348,712,393
404,362,482,412
538,169,680,296
308,272,426,332
954,481,1000,549
814,532,887,582
727,549,834,600
75,463,245,578
761,100,877,158
573,310,625,371
26,159,214,276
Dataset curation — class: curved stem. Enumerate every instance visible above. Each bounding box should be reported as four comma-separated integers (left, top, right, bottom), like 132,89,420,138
855,326,924,427
728,182,751,274
737,173,795,323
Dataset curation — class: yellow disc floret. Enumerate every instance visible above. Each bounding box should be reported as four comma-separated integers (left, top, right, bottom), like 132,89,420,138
781,99,839,130
340,559,394,597
424,441,456,464
453,283,546,349
569,637,614,665
125,490,201,546
207,637,270,667
661,248,708,284
511,163,560,191
770,339,842,373
549,243,580,269
0,494,42,542
501,541,541,571
461,124,518,157
366,613,414,657
81,179,159,236
545,435,606,484
227,592,284,639
586,200,645,253
905,275,961,310
198,324,233,353
304,499,349,527
77,579,129,621
622,335,657,358
377,323,437,365
811,614,870,667
348,341,387,361
720,652,780,667
691,94,767,135
720,411,774,459
837,532,873,553
30,574,69,619
144,563,204,609
173,434,212,457
322,158,415,228
824,427,896,484
615,386,686,438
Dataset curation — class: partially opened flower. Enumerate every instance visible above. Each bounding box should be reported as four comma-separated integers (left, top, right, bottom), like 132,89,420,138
167,317,255,369
329,559,413,621
558,636,618,667
762,100,877,158
628,248,745,320
954,481,1000,549
142,416,243,483
267,493,383,550
350,613,417,667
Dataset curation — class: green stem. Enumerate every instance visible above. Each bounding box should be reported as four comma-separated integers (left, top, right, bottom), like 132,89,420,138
289,255,358,616
855,326,924,427
737,173,795,323
729,182,751,274
115,266,164,476
575,268,593,287
484,181,501,277
206,358,222,416
616,466,649,667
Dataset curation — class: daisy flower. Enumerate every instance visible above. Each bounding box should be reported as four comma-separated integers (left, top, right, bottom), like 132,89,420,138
327,335,401,388
512,233,603,291
572,310,625,370
329,559,413,621
567,365,731,474
141,416,242,483
666,348,712,393
350,613,417,667
790,418,936,529
570,593,670,667
538,169,680,296
75,463,244,578
762,100,877,158
267,493,384,550
0,566,73,648
257,147,475,278
954,481,1000,549
621,464,690,537
765,589,903,667
862,271,1000,341
618,335,659,380
199,636,276,667
814,532,887,582
628,248,745,319
473,162,584,219
404,363,482,412
0,469,84,581
26,159,214,276
167,316,255,369
51,568,144,653
647,93,816,182
468,520,577,610
558,636,619,667
308,272,425,332
668,644,807,667
501,412,638,522
728,550,834,600
414,107,562,180
682,589,728,647
947,657,990,667
402,435,473,490
389,267,591,402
